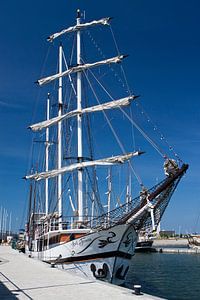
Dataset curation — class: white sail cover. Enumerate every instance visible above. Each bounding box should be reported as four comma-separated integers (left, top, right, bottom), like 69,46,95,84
25,151,143,181
37,55,126,86
47,18,111,42
29,96,136,132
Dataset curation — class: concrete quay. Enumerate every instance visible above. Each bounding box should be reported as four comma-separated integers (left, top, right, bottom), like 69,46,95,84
153,238,188,248
153,238,200,254
0,246,162,300
156,247,200,254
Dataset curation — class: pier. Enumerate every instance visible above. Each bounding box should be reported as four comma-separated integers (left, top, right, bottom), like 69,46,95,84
155,247,200,254
153,238,200,254
0,246,161,299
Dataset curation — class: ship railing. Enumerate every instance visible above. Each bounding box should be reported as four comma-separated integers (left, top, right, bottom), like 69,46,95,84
33,217,92,237
32,167,184,238
32,177,173,238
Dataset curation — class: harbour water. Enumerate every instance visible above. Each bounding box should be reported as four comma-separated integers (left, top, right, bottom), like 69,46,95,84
126,251,200,300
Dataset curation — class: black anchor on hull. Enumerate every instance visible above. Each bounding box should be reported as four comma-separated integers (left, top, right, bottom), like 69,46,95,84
90,263,109,279
115,264,129,280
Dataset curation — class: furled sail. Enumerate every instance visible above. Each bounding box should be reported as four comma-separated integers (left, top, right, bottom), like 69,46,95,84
47,18,111,42
37,55,126,86
25,151,144,181
29,96,136,132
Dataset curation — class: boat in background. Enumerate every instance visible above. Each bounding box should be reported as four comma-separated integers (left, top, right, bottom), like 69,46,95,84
188,234,200,249
24,10,188,285
135,239,154,252
135,232,154,252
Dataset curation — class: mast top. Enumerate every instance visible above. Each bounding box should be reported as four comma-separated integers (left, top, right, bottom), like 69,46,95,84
77,9,81,19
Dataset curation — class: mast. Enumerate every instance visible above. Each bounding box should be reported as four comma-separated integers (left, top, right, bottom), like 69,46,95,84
3,209,7,240
8,212,11,236
77,9,83,223
45,93,50,215
126,171,131,212
0,207,2,240
91,192,95,226
107,168,111,225
58,44,63,229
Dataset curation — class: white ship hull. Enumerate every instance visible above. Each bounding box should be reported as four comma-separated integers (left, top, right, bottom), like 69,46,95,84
27,224,137,285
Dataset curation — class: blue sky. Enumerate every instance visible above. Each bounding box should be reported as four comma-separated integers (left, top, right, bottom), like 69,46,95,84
0,0,199,233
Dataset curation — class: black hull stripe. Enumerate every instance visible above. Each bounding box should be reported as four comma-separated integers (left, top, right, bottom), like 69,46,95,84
47,251,132,264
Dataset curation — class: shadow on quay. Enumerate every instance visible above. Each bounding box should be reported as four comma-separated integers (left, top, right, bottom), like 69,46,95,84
0,272,33,300
0,281,19,299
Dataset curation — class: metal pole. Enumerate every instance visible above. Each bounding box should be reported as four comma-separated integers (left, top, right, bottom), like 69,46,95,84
4,209,7,241
0,207,2,235
91,192,95,227
45,93,50,215
107,168,111,224
58,44,63,230
0,207,2,242
77,9,83,223
126,171,131,212
1,209,4,241
9,212,12,236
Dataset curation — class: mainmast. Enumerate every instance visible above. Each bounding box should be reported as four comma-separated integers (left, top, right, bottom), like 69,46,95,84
58,44,63,229
45,93,50,215
76,9,83,223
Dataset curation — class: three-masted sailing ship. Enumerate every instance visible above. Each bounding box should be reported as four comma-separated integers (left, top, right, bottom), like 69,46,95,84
25,10,188,285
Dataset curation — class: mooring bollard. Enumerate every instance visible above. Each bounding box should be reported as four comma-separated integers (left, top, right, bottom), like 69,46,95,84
51,254,62,268
133,285,141,295
51,262,55,268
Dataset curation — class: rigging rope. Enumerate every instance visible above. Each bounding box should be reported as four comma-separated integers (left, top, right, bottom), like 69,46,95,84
83,69,126,154
86,29,128,92
109,24,182,163
80,55,144,185
82,68,143,187
135,100,183,164
62,49,77,97
110,25,132,95
120,106,167,158
81,59,165,158
109,25,120,55
80,59,144,185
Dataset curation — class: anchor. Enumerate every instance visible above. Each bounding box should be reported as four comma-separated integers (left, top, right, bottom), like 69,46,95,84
90,263,109,279
115,264,129,280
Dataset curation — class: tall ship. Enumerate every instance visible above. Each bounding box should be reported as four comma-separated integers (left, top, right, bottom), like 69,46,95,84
25,10,188,285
